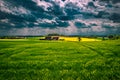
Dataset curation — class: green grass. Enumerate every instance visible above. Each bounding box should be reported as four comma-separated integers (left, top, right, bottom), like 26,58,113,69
0,39,120,80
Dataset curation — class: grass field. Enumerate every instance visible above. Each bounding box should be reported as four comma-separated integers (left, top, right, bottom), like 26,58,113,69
0,39,120,80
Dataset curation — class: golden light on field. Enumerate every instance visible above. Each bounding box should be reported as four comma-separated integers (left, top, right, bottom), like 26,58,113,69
59,37,78,41
39,36,101,42
59,37,101,42
81,38,101,41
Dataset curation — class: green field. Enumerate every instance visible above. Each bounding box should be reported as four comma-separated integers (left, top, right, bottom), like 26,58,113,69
0,39,120,80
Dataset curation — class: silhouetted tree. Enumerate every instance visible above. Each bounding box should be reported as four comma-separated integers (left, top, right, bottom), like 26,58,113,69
78,37,81,42
48,33,60,36
108,35,114,40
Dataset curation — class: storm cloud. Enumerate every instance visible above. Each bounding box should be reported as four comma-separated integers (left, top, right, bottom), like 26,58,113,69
0,0,120,35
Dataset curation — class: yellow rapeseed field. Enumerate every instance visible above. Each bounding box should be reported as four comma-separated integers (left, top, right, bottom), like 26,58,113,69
39,36,101,41
59,36,101,42
81,38,101,41
59,37,78,41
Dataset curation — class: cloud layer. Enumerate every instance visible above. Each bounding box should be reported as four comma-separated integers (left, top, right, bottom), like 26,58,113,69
0,0,120,36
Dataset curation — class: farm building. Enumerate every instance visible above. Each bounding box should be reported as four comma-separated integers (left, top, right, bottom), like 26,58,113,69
40,36,59,40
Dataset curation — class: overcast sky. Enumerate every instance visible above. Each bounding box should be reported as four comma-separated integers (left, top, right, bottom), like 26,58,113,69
0,0,120,36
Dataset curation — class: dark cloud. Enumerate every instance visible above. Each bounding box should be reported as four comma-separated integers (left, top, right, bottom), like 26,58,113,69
90,23,98,26
58,15,74,21
65,2,80,16
49,3,64,16
100,0,120,3
109,13,120,22
62,0,66,2
0,0,120,35
74,22,89,28
4,0,40,11
102,24,114,28
95,11,110,18
87,2,96,8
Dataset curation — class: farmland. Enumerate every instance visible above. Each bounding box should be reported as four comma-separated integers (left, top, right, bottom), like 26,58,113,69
39,36,102,41
0,39,120,80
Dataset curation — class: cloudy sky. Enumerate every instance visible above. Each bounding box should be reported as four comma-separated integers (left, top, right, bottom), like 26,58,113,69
0,0,120,36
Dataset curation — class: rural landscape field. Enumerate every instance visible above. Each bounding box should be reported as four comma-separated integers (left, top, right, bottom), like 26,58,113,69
0,0,120,80
0,38,120,80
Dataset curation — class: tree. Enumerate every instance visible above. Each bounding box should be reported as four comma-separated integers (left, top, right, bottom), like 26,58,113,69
47,33,60,36
78,37,81,42
108,35,114,40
